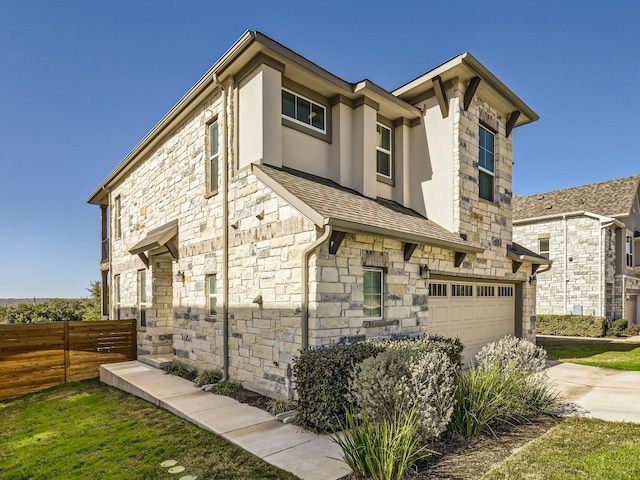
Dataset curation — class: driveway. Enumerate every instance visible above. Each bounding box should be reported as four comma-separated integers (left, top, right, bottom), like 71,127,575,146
546,361,640,423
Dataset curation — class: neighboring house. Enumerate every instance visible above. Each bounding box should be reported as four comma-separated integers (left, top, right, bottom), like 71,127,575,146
513,175,640,324
87,31,548,398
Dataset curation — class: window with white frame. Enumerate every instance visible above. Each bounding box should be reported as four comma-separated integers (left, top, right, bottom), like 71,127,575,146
478,125,495,201
114,196,122,239
626,234,633,267
208,120,219,193
376,123,392,178
281,89,325,132
207,275,217,316
138,269,147,328
477,285,495,297
498,286,514,297
539,238,550,259
363,268,383,319
428,283,448,297
451,284,473,297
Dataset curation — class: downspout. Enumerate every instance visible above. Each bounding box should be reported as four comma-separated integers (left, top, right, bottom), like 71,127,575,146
301,224,332,350
563,214,568,314
213,72,230,380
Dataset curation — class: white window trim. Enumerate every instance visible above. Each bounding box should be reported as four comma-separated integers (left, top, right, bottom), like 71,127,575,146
114,196,121,240
376,122,392,179
626,233,634,268
207,275,217,317
363,267,383,320
114,274,121,306
208,120,219,194
539,238,550,259
281,88,326,134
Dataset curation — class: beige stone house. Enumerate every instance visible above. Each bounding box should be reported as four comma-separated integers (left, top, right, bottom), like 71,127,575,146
87,30,548,397
513,175,640,324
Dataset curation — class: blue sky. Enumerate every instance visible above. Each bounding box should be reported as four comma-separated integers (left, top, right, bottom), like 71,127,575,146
1,1,638,298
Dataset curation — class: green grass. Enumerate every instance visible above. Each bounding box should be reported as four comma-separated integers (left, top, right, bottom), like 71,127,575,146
482,417,640,479
538,336,640,370
0,379,299,480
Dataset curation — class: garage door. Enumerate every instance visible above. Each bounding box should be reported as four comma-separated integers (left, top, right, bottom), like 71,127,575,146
428,280,515,363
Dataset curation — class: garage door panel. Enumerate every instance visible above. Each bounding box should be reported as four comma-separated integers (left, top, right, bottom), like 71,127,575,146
429,281,515,364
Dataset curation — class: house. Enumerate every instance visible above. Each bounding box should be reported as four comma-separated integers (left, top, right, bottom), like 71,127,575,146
513,175,640,324
87,31,548,398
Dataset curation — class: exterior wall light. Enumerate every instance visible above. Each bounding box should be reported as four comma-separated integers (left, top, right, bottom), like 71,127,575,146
419,265,430,279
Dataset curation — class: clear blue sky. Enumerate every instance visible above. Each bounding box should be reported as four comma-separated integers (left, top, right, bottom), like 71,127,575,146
1,1,638,298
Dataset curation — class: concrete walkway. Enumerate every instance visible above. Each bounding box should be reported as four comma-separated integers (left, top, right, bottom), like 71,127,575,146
547,361,640,423
100,360,350,480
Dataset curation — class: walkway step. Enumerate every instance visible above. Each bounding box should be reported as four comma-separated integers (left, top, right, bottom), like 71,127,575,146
100,361,350,480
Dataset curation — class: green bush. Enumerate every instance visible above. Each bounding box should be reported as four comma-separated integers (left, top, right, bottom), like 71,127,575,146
163,362,197,381
208,381,241,396
626,324,640,336
194,369,223,387
537,314,606,337
293,342,383,432
608,319,629,337
381,334,464,368
350,348,455,439
331,407,432,480
476,335,547,374
267,398,295,416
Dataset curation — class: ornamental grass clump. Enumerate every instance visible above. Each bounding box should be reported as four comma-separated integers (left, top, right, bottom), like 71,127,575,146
350,348,456,439
449,336,558,437
331,407,432,480
194,368,223,387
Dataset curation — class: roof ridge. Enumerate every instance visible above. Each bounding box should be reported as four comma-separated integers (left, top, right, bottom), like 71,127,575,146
517,174,640,198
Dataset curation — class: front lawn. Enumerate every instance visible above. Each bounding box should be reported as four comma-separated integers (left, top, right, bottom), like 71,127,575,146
482,417,640,479
538,336,640,370
0,379,298,480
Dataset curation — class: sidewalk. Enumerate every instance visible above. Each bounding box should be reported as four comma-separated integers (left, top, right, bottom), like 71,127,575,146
100,360,350,480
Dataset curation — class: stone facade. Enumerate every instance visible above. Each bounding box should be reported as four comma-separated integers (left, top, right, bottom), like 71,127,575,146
92,32,543,398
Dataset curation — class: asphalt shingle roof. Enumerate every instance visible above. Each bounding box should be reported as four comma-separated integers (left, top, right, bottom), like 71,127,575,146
254,164,477,251
513,175,640,220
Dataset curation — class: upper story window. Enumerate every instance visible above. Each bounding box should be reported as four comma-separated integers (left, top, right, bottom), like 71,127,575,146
281,89,325,132
478,125,495,201
138,269,147,328
376,123,392,178
114,274,121,306
539,238,550,259
363,268,383,319
114,196,122,239
626,234,633,267
208,120,219,193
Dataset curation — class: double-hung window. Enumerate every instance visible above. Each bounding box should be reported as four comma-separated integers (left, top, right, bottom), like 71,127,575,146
114,196,121,239
363,268,383,319
539,238,550,259
281,89,325,132
207,275,217,316
478,125,495,201
208,121,219,193
626,234,633,267
376,123,392,178
114,274,121,320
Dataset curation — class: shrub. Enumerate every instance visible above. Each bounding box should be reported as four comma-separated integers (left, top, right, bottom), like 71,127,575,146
537,314,606,337
382,334,464,368
350,348,455,439
267,398,295,416
626,324,640,336
608,319,629,337
293,342,383,432
209,381,241,396
194,369,223,387
476,335,547,374
331,407,432,480
163,362,197,382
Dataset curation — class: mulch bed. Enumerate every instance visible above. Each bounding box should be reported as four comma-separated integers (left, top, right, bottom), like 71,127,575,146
223,386,561,479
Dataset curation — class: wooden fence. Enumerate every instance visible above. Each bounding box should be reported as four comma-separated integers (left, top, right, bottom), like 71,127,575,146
0,319,136,400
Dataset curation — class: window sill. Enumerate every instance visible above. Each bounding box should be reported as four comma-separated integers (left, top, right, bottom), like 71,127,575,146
363,319,399,328
204,190,219,199
376,174,395,186
204,316,218,322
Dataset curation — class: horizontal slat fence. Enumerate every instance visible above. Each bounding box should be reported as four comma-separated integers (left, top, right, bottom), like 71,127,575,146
0,319,136,400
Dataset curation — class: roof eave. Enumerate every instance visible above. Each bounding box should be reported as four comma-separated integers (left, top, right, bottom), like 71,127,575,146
507,249,552,265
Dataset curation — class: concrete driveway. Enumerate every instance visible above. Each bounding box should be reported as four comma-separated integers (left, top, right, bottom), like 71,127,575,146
546,360,640,423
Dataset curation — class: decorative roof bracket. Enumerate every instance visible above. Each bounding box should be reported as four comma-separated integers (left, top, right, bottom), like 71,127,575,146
433,75,449,118
463,76,481,111
454,251,467,267
403,242,418,261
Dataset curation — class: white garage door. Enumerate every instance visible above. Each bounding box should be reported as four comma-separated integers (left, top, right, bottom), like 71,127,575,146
428,280,515,363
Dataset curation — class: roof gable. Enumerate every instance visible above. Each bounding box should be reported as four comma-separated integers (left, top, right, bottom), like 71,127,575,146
513,175,640,220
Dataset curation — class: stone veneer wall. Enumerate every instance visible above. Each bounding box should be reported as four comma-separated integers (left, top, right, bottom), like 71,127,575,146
513,217,617,318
